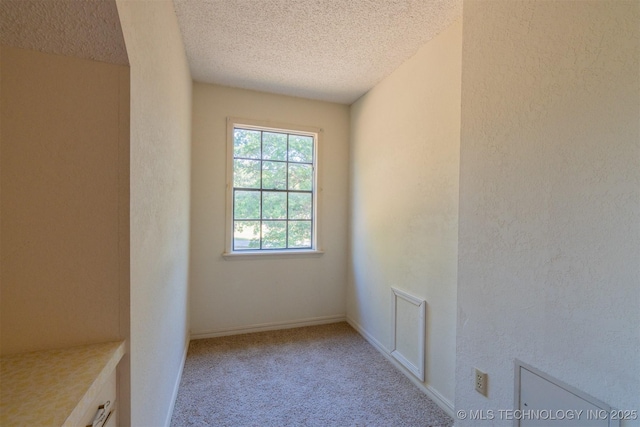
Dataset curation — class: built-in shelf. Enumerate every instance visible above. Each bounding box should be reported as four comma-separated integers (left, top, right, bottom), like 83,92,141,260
1,340,125,426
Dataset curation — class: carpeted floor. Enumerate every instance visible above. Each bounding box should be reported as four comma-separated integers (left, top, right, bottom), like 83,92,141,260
170,322,453,427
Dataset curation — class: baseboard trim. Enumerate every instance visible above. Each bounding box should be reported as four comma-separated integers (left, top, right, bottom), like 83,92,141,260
190,314,346,340
164,335,190,427
346,316,455,419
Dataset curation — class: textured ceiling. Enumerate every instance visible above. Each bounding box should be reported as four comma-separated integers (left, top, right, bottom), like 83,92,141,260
0,0,128,65
173,0,461,104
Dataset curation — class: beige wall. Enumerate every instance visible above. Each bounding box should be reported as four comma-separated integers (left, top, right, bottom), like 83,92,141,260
190,83,349,337
457,1,639,423
116,1,191,426
348,19,462,410
0,46,129,355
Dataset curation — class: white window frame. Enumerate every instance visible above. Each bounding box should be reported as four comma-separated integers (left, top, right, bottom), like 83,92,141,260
223,117,324,258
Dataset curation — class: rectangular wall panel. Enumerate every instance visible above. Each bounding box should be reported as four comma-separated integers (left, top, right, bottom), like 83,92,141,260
391,288,426,381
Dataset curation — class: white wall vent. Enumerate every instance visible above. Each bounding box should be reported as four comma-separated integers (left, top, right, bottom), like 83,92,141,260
514,360,620,427
391,287,426,381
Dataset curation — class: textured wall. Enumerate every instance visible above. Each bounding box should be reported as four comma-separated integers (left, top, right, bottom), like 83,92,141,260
190,83,349,337
116,1,192,426
456,1,640,425
0,46,129,355
348,19,462,408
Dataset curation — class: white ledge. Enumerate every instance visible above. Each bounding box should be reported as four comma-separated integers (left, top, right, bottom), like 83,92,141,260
222,249,324,260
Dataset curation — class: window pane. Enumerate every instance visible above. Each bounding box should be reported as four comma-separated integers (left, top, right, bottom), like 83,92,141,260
288,221,312,248
262,192,287,219
234,221,260,250
262,221,286,249
288,164,313,191
234,159,261,188
234,191,260,219
262,161,286,190
289,193,312,219
231,125,316,253
288,135,313,163
234,129,261,159
263,132,287,161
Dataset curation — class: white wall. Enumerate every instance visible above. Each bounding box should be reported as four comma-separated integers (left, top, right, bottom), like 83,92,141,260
456,1,640,425
0,46,129,355
347,19,462,410
190,83,349,337
116,1,191,426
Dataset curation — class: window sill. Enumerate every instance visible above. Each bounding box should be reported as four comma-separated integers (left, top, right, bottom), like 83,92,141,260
222,249,324,260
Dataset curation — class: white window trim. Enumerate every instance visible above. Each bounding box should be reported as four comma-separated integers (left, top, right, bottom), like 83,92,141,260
223,117,324,258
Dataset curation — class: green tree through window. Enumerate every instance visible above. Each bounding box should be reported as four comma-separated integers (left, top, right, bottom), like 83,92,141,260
232,126,316,251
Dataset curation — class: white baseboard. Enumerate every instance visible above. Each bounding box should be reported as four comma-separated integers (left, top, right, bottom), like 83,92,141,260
190,314,346,340
346,316,455,419
164,335,190,427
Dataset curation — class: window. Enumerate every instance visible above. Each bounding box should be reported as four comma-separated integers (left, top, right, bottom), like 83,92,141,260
225,118,321,255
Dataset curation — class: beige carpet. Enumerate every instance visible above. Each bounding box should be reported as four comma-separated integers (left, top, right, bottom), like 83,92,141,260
170,322,453,427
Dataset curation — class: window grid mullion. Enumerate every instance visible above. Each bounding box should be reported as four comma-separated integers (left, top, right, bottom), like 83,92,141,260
259,130,264,250
234,187,310,194
286,134,290,249
231,219,307,222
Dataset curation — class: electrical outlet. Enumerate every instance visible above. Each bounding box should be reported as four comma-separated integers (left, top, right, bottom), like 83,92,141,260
475,368,488,396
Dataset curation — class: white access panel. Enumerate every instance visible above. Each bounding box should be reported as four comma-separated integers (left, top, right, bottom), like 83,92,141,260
390,287,425,382
515,360,619,427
